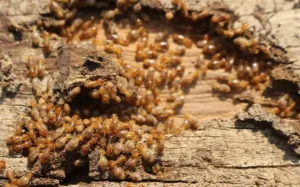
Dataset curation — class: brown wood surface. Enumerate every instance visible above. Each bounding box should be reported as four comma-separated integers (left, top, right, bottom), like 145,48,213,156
0,0,300,186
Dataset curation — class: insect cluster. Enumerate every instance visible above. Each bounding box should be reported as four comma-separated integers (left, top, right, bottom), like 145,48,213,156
3,0,294,186
272,94,300,119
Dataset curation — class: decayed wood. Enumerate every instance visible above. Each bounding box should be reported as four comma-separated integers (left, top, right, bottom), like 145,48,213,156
0,0,300,186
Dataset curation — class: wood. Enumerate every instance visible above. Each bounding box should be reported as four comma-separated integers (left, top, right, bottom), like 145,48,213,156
0,0,300,186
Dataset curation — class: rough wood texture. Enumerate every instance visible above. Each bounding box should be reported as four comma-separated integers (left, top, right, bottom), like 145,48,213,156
0,0,300,186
